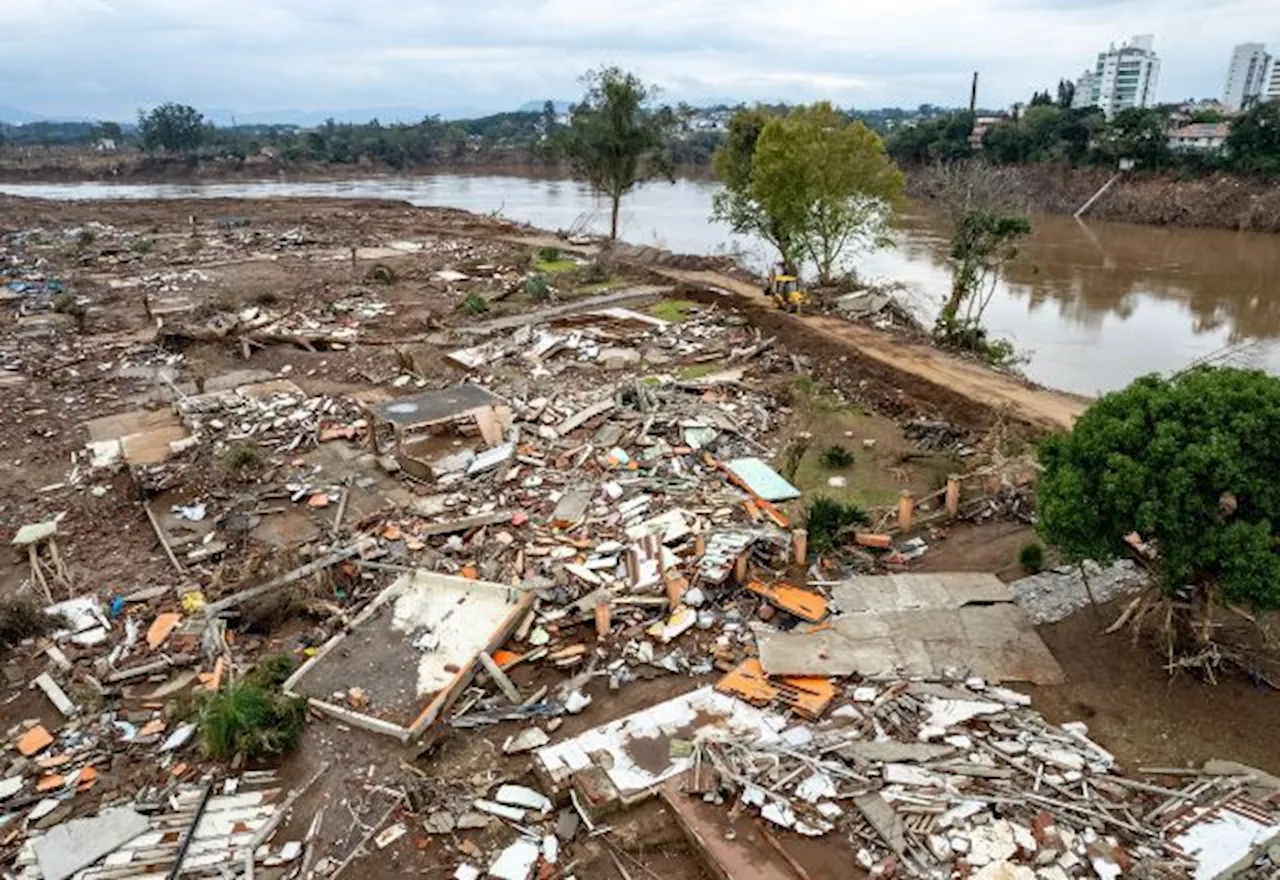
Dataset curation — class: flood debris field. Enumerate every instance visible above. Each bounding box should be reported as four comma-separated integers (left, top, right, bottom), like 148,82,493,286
0,195,1277,880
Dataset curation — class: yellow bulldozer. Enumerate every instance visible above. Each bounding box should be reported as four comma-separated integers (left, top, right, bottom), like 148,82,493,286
766,271,809,314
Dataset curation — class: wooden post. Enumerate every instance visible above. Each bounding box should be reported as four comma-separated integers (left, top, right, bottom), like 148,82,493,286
897,491,915,532
695,534,707,557
594,601,612,638
945,475,961,516
734,552,749,584
664,573,687,608
792,529,808,565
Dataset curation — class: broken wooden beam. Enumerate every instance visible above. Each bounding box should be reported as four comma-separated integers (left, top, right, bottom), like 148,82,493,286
417,510,513,538
203,538,375,617
555,400,615,437
478,651,523,704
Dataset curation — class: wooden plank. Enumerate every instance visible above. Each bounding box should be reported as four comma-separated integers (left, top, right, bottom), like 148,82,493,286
659,778,803,880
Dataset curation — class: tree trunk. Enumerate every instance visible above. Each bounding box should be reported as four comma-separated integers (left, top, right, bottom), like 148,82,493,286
610,194,621,240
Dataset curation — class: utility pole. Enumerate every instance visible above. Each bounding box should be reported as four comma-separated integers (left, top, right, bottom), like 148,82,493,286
969,71,979,114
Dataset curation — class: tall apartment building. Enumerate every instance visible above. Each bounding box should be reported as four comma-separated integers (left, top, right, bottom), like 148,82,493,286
1222,43,1272,110
1072,35,1161,118
1265,57,1280,104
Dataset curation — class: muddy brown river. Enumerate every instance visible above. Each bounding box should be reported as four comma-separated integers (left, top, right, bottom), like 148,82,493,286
3,174,1277,396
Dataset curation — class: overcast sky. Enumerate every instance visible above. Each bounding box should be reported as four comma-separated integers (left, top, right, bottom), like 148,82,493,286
0,0,1274,121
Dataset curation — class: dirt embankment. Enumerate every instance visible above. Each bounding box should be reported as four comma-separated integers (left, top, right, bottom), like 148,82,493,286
908,164,1280,233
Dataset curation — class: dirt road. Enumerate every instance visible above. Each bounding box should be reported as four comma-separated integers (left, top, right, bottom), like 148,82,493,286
658,268,1089,433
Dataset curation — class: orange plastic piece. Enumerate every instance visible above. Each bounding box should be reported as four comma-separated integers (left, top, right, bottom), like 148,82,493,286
715,659,835,720
147,612,182,650
747,581,829,623
17,725,54,757
37,774,64,792
208,656,226,691
139,719,166,738
491,649,522,669
855,533,894,550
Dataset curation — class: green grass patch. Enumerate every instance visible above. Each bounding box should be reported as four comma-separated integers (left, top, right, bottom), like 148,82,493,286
1018,542,1046,574
534,258,579,273
804,497,870,554
463,292,490,316
197,655,306,761
576,278,625,295
819,445,856,469
649,299,699,322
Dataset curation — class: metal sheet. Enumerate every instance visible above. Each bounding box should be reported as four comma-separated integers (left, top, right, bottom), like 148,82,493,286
369,384,504,427
723,458,801,502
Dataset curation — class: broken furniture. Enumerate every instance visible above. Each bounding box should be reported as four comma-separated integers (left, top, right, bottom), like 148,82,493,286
12,521,70,601
283,570,534,744
363,384,512,481
84,407,191,468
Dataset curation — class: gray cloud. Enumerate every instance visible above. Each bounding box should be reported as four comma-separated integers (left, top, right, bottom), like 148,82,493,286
0,0,1275,120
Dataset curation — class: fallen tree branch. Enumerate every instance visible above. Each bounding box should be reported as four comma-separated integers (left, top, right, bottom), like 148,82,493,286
204,538,375,617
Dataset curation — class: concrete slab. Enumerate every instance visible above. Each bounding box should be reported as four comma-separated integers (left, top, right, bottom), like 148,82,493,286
286,570,533,742
757,573,1064,685
32,806,149,880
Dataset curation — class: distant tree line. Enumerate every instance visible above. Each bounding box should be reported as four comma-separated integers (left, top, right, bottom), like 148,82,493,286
885,83,1280,176
0,100,972,172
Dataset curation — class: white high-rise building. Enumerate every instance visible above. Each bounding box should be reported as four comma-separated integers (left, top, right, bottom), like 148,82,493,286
1264,57,1280,104
1222,43,1272,110
1072,35,1161,118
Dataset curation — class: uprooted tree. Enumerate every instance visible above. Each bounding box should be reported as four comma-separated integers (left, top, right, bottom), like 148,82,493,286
564,67,678,240
711,103,904,284
1037,367,1280,674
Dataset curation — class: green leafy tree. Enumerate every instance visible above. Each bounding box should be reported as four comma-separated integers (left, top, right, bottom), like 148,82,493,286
940,211,1031,328
712,103,904,283
1227,102,1280,175
711,108,791,262
138,103,206,154
1029,90,1054,107
564,67,677,240
1097,107,1170,168
1056,79,1076,109
886,111,976,164
1038,368,1280,612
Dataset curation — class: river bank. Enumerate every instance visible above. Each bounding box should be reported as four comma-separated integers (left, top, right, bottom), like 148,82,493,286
5,174,1280,396
0,150,719,186
7,150,1278,233
908,163,1280,233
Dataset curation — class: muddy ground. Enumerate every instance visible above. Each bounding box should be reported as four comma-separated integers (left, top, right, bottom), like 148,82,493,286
1,194,1277,879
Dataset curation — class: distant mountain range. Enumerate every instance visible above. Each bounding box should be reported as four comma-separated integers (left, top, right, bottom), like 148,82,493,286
0,105,90,124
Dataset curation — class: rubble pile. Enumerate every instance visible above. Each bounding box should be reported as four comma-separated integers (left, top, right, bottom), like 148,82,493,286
685,677,1277,879
1,200,1275,880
